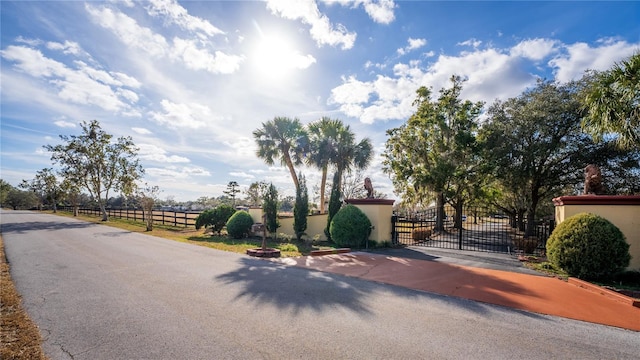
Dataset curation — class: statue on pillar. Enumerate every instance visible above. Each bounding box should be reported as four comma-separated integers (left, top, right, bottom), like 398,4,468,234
583,164,605,195
364,177,374,199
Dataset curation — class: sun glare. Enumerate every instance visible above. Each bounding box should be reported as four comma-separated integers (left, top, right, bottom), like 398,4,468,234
251,29,315,81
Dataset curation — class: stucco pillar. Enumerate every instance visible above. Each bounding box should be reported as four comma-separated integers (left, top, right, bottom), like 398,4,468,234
553,195,640,271
344,198,395,245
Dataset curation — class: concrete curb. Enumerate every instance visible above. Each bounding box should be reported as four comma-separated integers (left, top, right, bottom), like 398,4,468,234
568,277,640,308
309,248,351,256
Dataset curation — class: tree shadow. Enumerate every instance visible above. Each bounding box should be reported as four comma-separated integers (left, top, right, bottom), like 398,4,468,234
0,214,96,234
270,251,552,321
216,257,376,316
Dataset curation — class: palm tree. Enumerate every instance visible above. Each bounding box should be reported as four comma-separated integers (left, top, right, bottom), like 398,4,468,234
582,52,640,150
307,117,344,213
333,125,374,193
253,116,308,191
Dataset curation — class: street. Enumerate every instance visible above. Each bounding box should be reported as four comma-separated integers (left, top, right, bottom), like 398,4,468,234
2,210,639,359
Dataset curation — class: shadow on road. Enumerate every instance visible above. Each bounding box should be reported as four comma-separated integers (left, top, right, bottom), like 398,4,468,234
216,257,374,316
0,215,96,234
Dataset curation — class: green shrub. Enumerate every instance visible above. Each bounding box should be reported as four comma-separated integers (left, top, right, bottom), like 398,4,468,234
329,205,371,248
546,212,630,280
195,205,236,234
226,211,254,239
293,173,308,241
325,172,342,241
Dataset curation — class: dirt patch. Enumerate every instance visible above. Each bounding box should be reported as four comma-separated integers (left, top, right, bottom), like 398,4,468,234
0,235,48,360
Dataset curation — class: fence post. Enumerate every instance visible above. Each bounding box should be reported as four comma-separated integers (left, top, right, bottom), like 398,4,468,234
458,225,463,250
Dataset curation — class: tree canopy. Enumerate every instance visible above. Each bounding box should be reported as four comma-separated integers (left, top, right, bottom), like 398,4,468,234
582,52,640,150
253,117,307,191
45,120,143,221
384,75,483,230
479,79,636,236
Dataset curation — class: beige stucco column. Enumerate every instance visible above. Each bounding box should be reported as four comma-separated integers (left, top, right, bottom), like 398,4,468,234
344,198,395,245
553,195,640,271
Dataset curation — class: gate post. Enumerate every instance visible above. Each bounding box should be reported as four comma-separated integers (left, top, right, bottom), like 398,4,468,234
344,199,395,245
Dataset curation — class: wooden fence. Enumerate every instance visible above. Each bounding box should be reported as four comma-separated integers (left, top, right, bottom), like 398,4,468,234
59,206,201,228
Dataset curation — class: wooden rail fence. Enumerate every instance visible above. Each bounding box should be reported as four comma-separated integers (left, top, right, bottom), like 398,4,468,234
59,206,201,228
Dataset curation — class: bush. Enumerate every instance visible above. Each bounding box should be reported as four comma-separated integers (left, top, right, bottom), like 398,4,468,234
226,211,254,239
329,205,371,248
195,205,236,234
293,174,308,241
546,212,630,280
412,227,432,242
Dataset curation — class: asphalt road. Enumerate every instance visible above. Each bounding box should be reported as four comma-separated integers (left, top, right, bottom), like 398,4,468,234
2,210,639,360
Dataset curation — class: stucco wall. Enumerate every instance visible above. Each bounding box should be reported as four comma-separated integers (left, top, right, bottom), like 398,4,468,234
247,199,395,244
554,196,640,271
248,207,328,241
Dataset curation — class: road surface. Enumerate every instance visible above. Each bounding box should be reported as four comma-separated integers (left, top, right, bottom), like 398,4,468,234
2,210,639,359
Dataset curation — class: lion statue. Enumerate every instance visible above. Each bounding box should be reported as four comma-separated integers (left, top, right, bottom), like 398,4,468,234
364,177,374,198
583,164,605,195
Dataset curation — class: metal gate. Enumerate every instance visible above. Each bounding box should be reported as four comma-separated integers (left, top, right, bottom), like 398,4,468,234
391,206,553,254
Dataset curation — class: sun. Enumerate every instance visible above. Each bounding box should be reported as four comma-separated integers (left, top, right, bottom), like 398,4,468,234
250,27,316,81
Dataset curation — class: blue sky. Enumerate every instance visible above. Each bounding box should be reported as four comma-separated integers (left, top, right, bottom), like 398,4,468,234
2,0,639,203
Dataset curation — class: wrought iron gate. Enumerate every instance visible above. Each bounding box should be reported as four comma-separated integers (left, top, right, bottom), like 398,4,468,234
391,206,553,254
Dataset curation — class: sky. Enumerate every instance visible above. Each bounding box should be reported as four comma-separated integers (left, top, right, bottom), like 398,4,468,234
1,0,639,204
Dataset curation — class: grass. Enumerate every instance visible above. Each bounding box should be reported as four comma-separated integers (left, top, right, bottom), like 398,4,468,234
0,234,48,360
51,210,338,257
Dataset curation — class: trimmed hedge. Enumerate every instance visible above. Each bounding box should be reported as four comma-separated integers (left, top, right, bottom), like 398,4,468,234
226,211,254,239
329,205,371,247
546,212,630,280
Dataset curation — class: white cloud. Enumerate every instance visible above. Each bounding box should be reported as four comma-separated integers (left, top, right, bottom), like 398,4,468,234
15,36,42,47
1,45,67,77
397,37,426,55
323,0,396,24
266,0,357,50
138,143,190,163
46,40,82,55
146,0,225,39
358,0,396,24
149,99,211,129
458,38,482,49
86,4,169,58
549,39,638,82
132,127,152,135
229,171,255,179
54,120,76,128
0,45,139,114
170,38,244,74
330,41,553,124
330,38,640,125
145,165,211,182
510,38,557,61
87,4,243,75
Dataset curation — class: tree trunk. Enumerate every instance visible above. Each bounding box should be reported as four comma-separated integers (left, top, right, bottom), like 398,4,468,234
454,200,464,229
435,192,445,231
517,209,526,232
525,198,539,238
284,154,300,191
99,203,108,221
319,166,327,213
73,205,79,217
